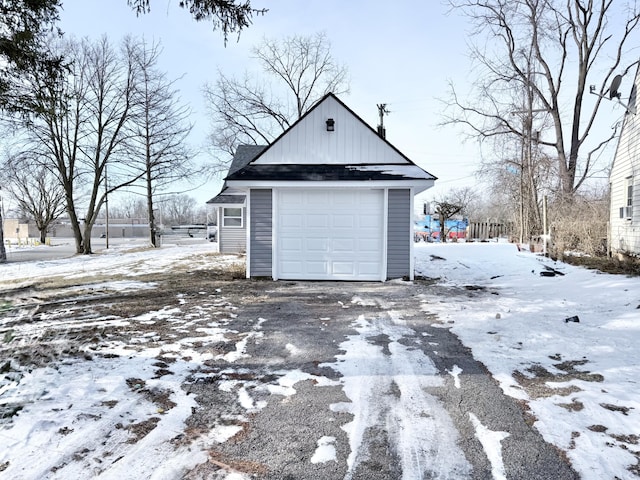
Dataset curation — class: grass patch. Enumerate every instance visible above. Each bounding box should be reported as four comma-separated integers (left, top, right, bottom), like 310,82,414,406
0,300,12,313
560,254,640,276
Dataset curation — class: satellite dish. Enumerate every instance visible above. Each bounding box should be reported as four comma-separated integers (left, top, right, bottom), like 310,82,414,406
609,74,623,99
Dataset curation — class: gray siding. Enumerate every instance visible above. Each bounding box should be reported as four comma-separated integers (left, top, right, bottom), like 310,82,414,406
250,189,273,277
387,189,411,279
220,208,246,253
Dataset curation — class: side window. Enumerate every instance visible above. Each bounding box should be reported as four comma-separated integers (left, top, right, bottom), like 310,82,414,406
223,207,243,227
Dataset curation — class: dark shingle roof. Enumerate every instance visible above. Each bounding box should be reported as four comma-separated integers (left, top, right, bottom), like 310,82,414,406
225,164,436,182
206,194,246,205
228,145,267,177
206,145,267,203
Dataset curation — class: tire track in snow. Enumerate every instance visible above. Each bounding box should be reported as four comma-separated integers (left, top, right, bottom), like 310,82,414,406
326,312,472,479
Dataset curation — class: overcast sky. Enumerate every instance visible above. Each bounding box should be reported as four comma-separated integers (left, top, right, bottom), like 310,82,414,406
58,1,628,207
57,0,480,205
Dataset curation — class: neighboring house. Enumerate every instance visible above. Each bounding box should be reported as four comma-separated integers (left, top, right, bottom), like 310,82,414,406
609,64,640,259
207,93,436,281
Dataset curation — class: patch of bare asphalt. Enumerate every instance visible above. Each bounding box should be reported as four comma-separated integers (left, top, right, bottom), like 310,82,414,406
0,269,579,479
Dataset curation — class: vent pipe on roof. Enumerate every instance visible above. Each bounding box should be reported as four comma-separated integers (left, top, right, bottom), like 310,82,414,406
377,103,389,139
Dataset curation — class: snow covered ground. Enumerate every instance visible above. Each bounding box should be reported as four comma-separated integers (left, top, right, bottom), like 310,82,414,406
0,241,638,479
415,242,640,480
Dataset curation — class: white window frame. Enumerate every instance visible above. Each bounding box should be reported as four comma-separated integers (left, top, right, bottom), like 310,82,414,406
625,176,634,220
222,207,244,228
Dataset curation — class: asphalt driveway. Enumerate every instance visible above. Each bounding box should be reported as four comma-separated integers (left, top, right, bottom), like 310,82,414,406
0,262,578,479
179,279,578,480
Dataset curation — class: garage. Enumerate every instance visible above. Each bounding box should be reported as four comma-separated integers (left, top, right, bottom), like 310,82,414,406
276,188,385,281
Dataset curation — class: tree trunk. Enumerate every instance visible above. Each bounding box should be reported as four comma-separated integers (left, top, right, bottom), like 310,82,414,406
40,229,46,244
0,208,6,263
147,187,157,248
82,222,93,254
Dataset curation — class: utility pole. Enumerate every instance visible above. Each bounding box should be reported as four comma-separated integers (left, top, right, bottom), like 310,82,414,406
376,103,389,138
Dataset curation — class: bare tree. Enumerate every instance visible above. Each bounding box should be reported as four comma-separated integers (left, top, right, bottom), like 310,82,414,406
127,39,194,247
161,194,198,226
27,36,145,254
203,32,349,162
432,187,477,242
101,194,148,220
2,151,66,243
446,0,639,197
434,202,462,243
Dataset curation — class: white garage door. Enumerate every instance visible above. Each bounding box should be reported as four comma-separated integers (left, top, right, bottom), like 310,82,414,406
277,189,384,281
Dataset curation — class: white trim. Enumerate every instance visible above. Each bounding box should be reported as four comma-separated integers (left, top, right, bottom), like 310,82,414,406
215,207,221,253
208,202,245,208
409,187,415,281
381,188,389,282
272,189,279,280
227,179,434,192
222,207,244,228
245,191,251,279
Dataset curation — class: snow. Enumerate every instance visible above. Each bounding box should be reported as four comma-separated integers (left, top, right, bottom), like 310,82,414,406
310,436,338,464
469,413,510,480
1,240,639,479
346,164,434,179
326,314,472,478
415,241,640,480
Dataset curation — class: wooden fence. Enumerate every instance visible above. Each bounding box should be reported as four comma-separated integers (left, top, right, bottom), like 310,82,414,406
467,221,513,240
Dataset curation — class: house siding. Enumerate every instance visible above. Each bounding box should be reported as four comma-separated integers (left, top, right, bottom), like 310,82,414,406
609,69,640,257
387,189,411,279
220,208,247,254
250,189,273,276
253,96,412,166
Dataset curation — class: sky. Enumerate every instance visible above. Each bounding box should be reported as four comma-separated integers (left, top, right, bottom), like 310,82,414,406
56,1,634,209
1,240,639,478
57,0,480,206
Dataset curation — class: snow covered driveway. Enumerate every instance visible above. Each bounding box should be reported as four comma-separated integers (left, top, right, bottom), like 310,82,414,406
0,242,636,478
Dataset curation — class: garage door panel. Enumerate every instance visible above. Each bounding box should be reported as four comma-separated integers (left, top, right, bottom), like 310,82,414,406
307,238,329,252
358,238,380,253
280,190,304,204
281,214,304,228
281,261,303,274
333,215,355,228
307,190,331,204
307,261,329,274
307,214,330,228
281,237,303,252
330,191,356,206
359,214,382,228
277,189,384,280
332,238,355,252
333,262,355,275
358,262,381,275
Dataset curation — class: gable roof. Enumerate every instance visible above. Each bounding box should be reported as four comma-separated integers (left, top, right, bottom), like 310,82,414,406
224,93,436,184
206,145,267,204
228,145,267,176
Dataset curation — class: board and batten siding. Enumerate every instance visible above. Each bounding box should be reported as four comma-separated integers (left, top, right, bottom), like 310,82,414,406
219,208,247,254
253,96,411,166
249,189,273,277
609,69,640,256
387,189,411,279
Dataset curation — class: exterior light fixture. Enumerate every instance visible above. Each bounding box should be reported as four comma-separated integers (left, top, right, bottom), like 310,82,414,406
326,118,335,132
